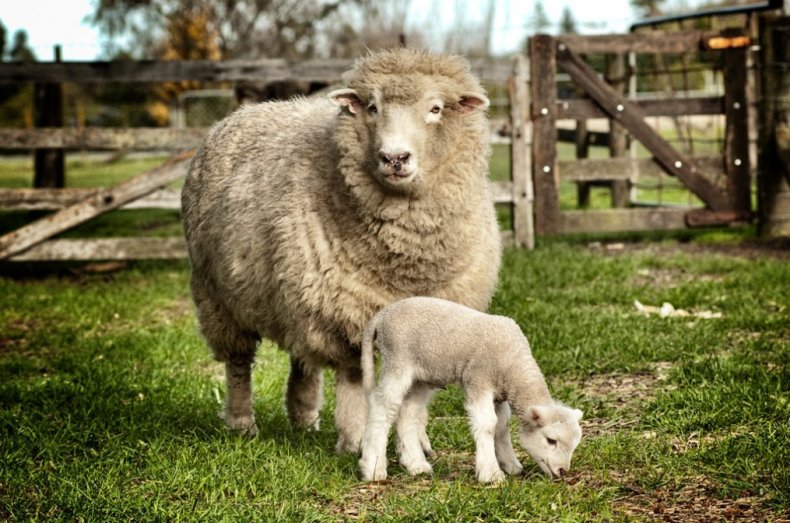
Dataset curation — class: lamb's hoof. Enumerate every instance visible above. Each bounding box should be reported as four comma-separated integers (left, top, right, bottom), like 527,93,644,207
335,434,361,455
476,468,506,484
224,414,258,438
499,460,524,476
404,460,433,476
359,460,388,482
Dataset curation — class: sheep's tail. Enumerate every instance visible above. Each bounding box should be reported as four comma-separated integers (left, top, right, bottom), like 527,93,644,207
361,314,379,394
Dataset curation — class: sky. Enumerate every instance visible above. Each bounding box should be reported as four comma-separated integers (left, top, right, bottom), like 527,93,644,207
0,0,687,61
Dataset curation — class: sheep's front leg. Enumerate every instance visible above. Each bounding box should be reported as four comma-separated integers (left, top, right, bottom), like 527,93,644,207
494,401,523,475
466,391,506,484
285,357,323,431
396,383,435,476
224,356,258,437
359,373,413,481
334,366,367,454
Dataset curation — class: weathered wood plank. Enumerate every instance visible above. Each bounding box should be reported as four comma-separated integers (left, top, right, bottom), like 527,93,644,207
509,55,534,249
556,97,724,120
558,31,711,55
607,53,629,208
8,237,187,261
0,57,514,84
531,35,561,235
556,41,730,211
685,209,753,227
559,208,693,233
0,188,182,211
0,151,193,260
0,128,206,151
559,156,723,182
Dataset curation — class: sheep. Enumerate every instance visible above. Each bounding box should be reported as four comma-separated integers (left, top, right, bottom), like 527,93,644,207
358,297,583,483
181,48,502,451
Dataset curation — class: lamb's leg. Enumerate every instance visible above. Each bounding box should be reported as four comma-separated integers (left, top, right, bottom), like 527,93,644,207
334,366,367,454
494,401,523,475
285,357,323,431
396,383,435,476
466,391,506,484
415,387,437,458
359,373,413,481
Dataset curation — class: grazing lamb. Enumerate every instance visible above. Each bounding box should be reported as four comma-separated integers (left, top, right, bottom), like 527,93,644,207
181,48,501,451
359,297,583,483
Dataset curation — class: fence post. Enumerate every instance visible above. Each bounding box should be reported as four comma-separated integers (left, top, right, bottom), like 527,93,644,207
757,15,790,236
723,33,751,215
509,55,534,249
607,52,629,208
530,34,560,235
33,45,64,189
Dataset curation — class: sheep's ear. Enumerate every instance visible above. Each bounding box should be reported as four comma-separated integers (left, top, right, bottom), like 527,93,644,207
573,409,583,422
328,88,364,114
526,406,547,427
458,92,490,116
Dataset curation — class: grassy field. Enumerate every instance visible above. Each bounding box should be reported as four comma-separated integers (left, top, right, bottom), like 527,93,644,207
1,230,788,521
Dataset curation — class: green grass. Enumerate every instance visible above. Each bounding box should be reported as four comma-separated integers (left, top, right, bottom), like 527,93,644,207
1,231,788,521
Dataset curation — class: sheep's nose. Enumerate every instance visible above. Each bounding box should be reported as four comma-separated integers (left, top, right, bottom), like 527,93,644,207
558,468,567,477
379,151,411,171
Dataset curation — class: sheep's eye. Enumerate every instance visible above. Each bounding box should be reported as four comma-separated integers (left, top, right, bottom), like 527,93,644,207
367,103,378,114
430,105,442,114
547,438,557,446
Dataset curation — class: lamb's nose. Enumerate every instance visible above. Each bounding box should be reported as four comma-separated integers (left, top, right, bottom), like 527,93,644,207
558,468,567,477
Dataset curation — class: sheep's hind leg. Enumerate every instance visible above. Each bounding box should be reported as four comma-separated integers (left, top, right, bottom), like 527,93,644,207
359,373,413,481
286,357,323,431
466,391,505,484
494,401,523,475
396,384,435,476
334,366,367,454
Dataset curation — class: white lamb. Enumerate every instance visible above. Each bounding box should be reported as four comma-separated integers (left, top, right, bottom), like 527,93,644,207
359,297,583,483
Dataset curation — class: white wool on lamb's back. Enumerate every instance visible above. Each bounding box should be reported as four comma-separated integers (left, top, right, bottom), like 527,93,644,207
181,48,501,450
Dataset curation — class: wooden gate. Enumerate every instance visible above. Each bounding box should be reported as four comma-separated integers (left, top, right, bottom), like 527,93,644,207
526,30,754,235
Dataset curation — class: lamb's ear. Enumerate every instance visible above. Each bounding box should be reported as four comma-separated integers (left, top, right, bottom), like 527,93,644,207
458,92,490,116
573,409,583,422
328,88,364,114
526,406,547,427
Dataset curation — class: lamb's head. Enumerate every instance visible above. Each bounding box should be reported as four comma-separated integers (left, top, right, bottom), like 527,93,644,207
328,48,489,194
518,402,583,480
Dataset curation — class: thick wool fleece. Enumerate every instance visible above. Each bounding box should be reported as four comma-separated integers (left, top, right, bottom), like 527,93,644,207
182,48,501,376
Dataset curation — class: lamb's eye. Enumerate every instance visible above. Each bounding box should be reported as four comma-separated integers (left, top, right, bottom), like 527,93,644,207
547,438,557,446
367,103,378,114
430,105,442,114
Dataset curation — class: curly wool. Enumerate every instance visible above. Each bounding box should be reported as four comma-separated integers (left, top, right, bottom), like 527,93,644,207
182,49,501,373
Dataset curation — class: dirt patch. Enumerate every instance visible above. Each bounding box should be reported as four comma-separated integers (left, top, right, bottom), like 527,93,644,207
588,238,790,262
0,317,41,355
631,267,723,290
566,362,674,437
614,476,787,522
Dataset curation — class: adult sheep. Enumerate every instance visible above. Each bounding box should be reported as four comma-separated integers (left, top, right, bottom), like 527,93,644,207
181,48,501,451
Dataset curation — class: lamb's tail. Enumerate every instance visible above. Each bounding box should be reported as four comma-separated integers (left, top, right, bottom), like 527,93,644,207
361,314,379,394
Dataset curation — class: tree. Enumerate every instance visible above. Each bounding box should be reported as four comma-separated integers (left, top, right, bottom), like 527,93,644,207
559,6,578,34
631,0,665,17
529,1,552,35
89,0,350,60
8,29,36,62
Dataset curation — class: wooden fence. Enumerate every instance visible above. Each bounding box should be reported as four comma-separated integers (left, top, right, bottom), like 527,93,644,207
0,31,769,261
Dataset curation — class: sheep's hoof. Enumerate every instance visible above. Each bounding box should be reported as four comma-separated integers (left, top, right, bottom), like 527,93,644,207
335,435,361,455
224,413,258,438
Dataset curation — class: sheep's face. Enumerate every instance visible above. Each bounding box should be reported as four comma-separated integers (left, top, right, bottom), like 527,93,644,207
518,403,583,479
329,82,488,193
